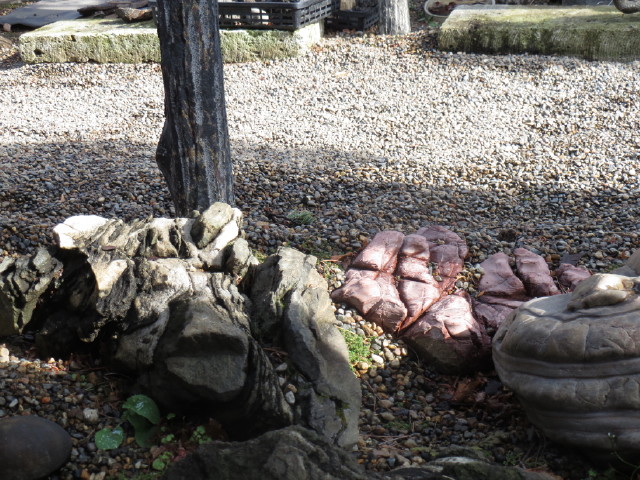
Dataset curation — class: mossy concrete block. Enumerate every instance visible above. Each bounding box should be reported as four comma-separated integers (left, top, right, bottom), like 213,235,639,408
221,22,323,63
19,18,160,63
19,18,323,64
439,5,640,61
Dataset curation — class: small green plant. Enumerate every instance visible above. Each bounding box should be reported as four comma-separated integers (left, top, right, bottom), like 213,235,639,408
287,210,315,226
338,328,372,369
190,425,213,444
503,450,521,467
152,451,175,471
95,425,125,450
95,394,161,450
298,239,333,261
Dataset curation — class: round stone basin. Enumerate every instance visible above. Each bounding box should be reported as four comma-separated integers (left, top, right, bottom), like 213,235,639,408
493,281,640,459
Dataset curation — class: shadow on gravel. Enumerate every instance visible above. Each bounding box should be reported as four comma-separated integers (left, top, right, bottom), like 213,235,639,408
1,136,639,260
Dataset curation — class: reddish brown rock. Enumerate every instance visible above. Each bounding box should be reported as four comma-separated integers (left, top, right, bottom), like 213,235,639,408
395,234,432,283
402,292,491,374
365,273,407,332
472,298,516,332
478,253,529,300
514,248,560,297
397,277,441,330
330,271,381,316
350,231,404,273
557,263,592,291
477,295,525,309
416,226,468,292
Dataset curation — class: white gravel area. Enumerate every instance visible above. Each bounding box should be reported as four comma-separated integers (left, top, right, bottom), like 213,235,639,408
1,31,639,271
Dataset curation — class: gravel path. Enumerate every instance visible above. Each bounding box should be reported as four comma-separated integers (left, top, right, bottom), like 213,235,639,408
0,25,639,479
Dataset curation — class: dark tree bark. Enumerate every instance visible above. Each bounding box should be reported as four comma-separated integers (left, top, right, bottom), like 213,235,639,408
155,0,234,217
378,0,410,35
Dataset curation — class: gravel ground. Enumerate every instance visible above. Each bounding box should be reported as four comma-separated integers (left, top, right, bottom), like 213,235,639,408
0,17,639,480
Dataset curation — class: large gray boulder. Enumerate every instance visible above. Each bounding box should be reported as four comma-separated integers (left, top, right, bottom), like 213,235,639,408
493,272,640,459
6,204,358,448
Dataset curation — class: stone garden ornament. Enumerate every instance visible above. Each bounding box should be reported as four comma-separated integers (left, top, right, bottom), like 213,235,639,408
493,250,640,460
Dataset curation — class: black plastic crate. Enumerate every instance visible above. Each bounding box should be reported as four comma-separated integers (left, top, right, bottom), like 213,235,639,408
218,0,338,30
325,7,379,31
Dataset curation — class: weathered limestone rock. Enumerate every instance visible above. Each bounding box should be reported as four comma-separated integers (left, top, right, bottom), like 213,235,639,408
19,205,356,448
0,248,62,336
493,272,640,458
250,247,361,447
0,415,72,480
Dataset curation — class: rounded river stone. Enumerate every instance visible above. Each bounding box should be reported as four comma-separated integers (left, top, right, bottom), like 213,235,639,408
0,415,72,480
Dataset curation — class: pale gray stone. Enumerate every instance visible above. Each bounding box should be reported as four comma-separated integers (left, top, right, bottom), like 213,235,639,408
493,286,640,456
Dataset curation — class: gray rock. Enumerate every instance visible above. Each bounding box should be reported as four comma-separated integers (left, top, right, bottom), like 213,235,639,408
0,248,62,336
251,247,361,447
390,457,557,480
224,238,259,281
148,295,251,403
161,426,369,480
190,202,236,249
21,210,357,448
0,415,72,480
160,425,555,480
249,246,320,341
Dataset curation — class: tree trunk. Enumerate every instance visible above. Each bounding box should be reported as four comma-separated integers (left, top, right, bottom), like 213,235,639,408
378,0,410,35
155,0,234,217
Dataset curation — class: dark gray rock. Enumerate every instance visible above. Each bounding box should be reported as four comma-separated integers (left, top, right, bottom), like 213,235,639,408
0,415,72,480
251,247,361,447
390,457,556,480
161,426,369,480
0,248,62,336
160,425,556,480
134,293,294,437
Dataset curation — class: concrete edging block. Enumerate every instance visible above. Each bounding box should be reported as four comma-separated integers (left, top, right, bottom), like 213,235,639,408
19,18,323,64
